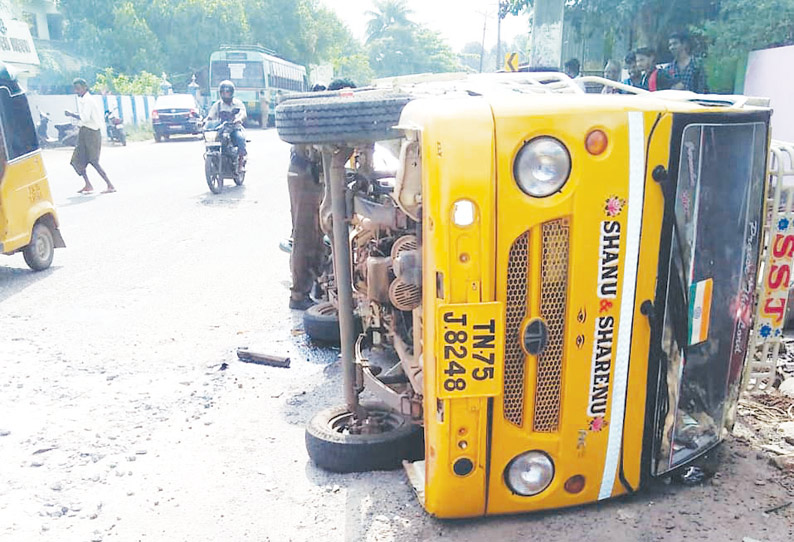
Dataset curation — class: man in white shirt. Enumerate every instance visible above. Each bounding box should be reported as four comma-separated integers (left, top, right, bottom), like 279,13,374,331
66,78,115,194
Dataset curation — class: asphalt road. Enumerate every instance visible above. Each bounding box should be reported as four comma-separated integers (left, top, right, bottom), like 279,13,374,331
0,130,792,541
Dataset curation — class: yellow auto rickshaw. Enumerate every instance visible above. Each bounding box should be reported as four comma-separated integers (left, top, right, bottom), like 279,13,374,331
276,73,779,518
0,62,64,271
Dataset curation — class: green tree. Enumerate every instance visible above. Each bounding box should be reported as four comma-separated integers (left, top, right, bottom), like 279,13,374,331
365,0,414,43
506,0,717,53
700,0,794,92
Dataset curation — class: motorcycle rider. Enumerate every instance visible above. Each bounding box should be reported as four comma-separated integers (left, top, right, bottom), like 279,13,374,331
206,80,247,169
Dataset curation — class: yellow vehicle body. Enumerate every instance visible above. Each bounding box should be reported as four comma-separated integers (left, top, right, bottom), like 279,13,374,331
404,91,771,517
0,64,64,270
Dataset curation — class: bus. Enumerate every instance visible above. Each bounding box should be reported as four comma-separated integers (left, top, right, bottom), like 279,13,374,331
209,45,308,127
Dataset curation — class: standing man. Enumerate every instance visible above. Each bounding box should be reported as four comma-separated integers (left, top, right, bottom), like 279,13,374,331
563,58,580,79
601,59,622,93
635,48,681,91
286,78,355,310
66,78,115,194
622,51,644,88
666,32,708,93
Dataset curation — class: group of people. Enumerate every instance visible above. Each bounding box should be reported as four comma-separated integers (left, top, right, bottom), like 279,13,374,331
564,32,708,94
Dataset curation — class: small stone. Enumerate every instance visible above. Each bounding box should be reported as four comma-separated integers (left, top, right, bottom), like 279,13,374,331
778,377,794,398
126,491,134,496
127,456,136,462
31,461,43,468
0,429,10,437
135,450,147,455
50,483,62,491
754,480,766,486
770,455,794,472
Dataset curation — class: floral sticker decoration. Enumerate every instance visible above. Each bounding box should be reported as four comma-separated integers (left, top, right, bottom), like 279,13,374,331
604,196,626,218
589,416,609,432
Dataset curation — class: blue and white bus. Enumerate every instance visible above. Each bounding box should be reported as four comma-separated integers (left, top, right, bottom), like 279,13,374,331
209,45,308,127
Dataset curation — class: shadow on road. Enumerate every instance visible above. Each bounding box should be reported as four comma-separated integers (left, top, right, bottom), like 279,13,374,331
0,264,59,303
197,184,249,207
59,193,100,207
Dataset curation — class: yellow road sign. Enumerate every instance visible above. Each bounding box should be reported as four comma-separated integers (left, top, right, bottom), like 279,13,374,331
505,52,518,72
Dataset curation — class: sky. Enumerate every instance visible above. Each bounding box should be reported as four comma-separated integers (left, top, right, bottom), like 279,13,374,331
319,0,531,52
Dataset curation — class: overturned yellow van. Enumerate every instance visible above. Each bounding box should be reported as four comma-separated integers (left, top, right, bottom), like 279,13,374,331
276,73,775,517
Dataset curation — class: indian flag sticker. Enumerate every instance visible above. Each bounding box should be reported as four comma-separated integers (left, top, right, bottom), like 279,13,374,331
688,278,713,346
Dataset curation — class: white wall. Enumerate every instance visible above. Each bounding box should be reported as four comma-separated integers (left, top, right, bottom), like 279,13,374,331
744,45,794,143
26,94,157,139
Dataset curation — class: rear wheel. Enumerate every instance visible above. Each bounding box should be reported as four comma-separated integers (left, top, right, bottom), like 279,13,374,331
305,402,423,473
154,132,162,143
119,130,127,146
23,223,55,271
275,91,412,145
205,155,222,194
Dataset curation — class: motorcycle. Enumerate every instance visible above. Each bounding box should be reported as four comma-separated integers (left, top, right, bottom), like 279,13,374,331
53,119,79,147
36,111,58,147
202,109,246,194
104,109,127,146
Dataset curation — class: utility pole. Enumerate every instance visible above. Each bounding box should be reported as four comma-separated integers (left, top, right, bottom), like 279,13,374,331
479,9,488,73
496,1,509,71
528,0,565,70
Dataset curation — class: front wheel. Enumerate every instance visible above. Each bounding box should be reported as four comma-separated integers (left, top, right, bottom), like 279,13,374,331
233,156,245,186
119,130,127,146
23,223,55,271
205,155,222,194
305,402,423,473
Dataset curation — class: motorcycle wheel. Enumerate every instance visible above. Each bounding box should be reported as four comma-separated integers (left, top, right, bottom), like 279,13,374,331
205,156,222,194
233,158,245,186
119,130,127,146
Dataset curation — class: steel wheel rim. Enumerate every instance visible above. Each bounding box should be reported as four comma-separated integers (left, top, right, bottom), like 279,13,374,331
34,231,52,261
328,409,405,435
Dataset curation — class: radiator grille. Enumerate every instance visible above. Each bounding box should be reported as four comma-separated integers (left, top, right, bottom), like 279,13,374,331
533,218,570,433
503,232,529,426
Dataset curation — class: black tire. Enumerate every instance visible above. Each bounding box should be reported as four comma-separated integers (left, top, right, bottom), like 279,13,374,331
205,155,222,194
275,91,411,145
305,402,423,473
233,157,245,186
154,132,162,143
119,130,127,146
303,301,342,344
23,223,55,271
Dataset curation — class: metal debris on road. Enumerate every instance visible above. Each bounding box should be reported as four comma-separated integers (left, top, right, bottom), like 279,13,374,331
763,501,792,514
236,348,290,368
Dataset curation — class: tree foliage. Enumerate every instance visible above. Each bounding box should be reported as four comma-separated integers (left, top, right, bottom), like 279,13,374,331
365,1,459,77
56,0,370,87
93,68,162,95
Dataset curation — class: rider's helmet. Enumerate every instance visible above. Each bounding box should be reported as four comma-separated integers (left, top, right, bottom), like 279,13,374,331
218,80,235,104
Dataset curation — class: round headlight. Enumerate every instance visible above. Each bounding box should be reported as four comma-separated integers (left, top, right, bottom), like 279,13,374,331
505,451,554,496
513,137,571,197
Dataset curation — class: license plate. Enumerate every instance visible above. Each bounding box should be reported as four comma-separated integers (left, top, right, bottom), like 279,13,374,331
436,302,504,398
169,125,181,130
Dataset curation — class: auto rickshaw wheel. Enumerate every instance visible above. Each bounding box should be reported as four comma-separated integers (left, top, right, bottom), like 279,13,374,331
23,223,54,271
275,91,412,145
305,401,423,473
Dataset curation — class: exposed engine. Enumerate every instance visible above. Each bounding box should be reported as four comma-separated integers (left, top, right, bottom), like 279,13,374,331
342,140,425,408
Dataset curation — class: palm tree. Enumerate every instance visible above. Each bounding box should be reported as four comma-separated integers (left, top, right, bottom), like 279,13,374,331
365,0,414,43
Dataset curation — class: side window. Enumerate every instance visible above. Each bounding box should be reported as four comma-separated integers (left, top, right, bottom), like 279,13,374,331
0,88,39,160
